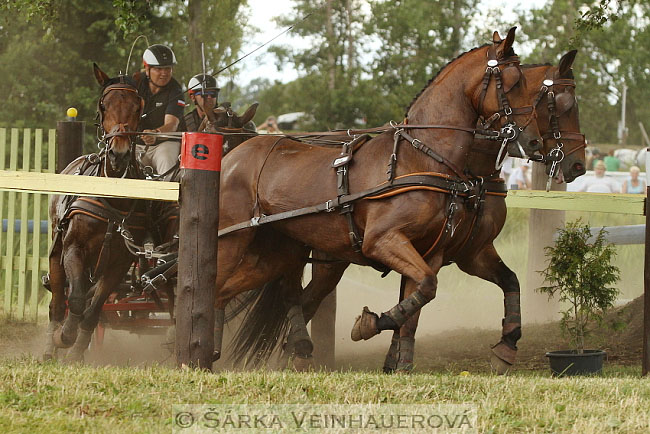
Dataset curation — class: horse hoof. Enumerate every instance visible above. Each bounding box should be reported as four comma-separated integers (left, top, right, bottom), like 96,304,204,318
490,351,512,375
350,307,379,341
65,350,85,364
293,355,315,372
491,341,517,364
43,353,54,362
52,327,75,349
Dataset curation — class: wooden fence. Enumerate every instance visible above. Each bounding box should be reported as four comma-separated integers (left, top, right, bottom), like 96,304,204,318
0,128,56,320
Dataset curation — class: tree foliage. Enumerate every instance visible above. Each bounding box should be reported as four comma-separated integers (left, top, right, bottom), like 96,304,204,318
2,0,649,149
515,0,650,145
0,0,247,149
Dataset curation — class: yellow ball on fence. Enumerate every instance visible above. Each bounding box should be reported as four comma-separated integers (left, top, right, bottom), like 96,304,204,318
66,107,78,118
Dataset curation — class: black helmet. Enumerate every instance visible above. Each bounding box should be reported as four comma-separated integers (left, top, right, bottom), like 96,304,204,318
143,44,177,67
188,74,219,94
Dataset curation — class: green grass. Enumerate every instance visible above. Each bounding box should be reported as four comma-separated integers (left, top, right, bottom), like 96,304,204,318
0,358,648,433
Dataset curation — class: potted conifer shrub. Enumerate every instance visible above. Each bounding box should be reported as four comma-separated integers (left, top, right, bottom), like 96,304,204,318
537,219,620,376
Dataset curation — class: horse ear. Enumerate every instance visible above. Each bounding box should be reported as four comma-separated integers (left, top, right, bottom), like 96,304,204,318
503,26,517,52
492,31,502,43
93,63,110,86
239,102,259,126
495,27,516,59
559,50,577,77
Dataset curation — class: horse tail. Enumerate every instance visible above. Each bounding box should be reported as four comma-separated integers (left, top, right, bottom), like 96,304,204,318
229,278,292,366
224,289,261,323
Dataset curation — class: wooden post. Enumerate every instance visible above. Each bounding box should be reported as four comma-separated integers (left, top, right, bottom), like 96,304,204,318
641,190,650,376
311,289,336,370
525,163,565,322
175,132,222,370
56,116,84,173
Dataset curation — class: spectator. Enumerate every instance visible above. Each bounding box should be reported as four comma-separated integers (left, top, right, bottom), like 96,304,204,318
507,161,531,190
500,156,515,182
258,116,282,134
621,165,646,194
603,149,621,172
578,161,620,193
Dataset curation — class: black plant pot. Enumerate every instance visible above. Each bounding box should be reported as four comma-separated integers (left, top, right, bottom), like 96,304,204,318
546,350,606,376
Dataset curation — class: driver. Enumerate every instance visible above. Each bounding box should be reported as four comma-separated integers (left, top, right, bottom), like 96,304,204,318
183,73,219,132
133,44,185,180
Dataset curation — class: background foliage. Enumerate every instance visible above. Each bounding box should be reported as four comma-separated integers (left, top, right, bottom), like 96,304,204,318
0,0,647,145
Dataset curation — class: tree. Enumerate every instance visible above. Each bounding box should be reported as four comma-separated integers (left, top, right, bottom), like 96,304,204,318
514,0,650,145
269,0,367,129
362,0,479,126
0,0,248,145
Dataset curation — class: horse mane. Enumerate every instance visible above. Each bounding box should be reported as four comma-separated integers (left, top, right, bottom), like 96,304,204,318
521,62,575,79
405,43,516,117
522,62,552,68
102,75,138,90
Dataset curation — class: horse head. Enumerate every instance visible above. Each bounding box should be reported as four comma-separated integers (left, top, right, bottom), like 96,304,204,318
470,27,542,158
93,63,143,176
200,102,259,155
527,50,587,184
406,27,543,174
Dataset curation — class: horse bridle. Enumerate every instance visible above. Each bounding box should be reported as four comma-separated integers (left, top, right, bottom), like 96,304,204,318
476,48,541,170
96,79,144,149
527,73,586,182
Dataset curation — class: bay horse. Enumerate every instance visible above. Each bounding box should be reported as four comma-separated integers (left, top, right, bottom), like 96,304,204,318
218,28,547,367
293,51,588,374
230,49,587,371
44,64,151,362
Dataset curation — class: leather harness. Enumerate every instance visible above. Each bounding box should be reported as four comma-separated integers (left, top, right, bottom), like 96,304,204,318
217,48,527,259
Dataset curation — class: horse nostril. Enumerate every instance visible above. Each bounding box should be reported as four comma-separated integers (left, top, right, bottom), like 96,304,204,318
573,162,586,175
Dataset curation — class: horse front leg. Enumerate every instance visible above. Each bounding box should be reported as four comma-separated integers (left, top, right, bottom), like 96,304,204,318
351,229,442,343
456,244,521,374
66,258,132,363
53,245,89,349
44,239,66,360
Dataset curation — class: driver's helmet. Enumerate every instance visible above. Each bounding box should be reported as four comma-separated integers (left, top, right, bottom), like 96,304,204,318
187,74,219,95
143,44,177,67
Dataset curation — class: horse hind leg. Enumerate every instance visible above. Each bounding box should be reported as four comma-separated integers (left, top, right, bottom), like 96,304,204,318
382,277,407,373
457,245,521,375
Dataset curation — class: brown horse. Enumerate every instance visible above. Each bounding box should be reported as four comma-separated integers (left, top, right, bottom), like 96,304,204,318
44,64,151,362
229,50,587,371
217,28,549,366
292,51,587,374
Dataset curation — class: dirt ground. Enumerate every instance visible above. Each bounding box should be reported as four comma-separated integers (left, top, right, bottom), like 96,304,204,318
0,296,643,372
